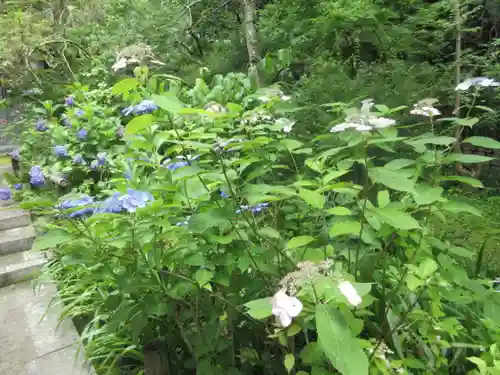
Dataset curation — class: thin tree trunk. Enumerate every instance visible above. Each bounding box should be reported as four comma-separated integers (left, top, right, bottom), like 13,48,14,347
240,0,261,85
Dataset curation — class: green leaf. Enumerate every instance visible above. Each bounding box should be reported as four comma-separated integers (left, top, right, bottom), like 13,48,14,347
419,258,438,279
455,117,479,127
463,136,500,149
374,208,420,230
368,167,414,192
281,139,303,151
111,78,139,95
327,207,352,216
439,175,484,188
407,136,456,146
286,236,316,249
445,154,494,164
323,170,349,184
329,220,361,237
195,268,214,286
377,190,390,208
32,229,73,251
449,246,474,259
411,185,444,206
258,227,280,239
384,158,415,170
316,305,368,375
125,114,154,135
152,93,184,113
299,188,325,209
284,353,295,373
244,298,273,319
440,201,482,217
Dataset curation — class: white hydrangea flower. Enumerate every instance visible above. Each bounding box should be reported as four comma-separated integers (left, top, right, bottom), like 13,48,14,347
455,77,500,91
367,117,396,128
271,290,303,327
338,281,362,306
275,118,295,133
280,94,292,101
330,99,396,133
410,106,441,117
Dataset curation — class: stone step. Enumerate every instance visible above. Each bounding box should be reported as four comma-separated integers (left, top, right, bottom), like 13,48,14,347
0,226,36,255
0,207,30,231
0,251,47,288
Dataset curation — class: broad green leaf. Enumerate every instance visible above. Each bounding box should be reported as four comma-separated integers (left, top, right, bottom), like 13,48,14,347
125,114,154,135
445,154,494,164
419,258,438,279
439,175,484,188
368,167,414,192
286,236,315,249
299,188,325,209
411,185,444,206
455,117,479,127
327,207,352,216
32,229,73,251
244,298,272,319
448,246,474,259
281,139,303,151
152,93,184,113
195,268,214,286
329,220,361,237
463,136,500,149
407,136,456,146
374,208,420,230
440,201,482,217
111,78,139,95
323,170,349,184
258,227,280,239
384,158,415,170
316,305,368,375
287,324,302,337
377,190,390,208
284,353,295,373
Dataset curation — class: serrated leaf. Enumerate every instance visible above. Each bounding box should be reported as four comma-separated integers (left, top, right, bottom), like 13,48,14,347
32,229,73,251
111,78,139,95
125,114,154,135
374,208,420,230
284,353,295,373
286,236,315,249
195,268,214,286
463,136,500,149
329,220,361,237
446,153,494,164
439,175,484,188
411,185,444,206
440,201,482,217
152,93,184,113
316,305,368,375
327,207,352,216
299,188,325,209
368,167,414,192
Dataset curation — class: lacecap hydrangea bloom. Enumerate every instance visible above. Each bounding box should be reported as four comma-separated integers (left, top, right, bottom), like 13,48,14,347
121,100,158,116
29,166,45,186
0,188,11,201
330,99,396,133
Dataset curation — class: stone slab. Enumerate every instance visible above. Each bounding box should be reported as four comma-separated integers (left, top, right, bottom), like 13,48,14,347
0,207,31,230
0,282,96,374
0,225,37,255
0,251,47,287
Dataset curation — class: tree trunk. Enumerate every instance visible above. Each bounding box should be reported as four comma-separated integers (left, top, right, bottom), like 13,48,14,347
240,0,261,85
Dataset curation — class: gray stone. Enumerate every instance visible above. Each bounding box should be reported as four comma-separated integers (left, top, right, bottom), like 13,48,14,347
0,207,31,230
0,225,37,255
0,282,96,374
0,251,47,288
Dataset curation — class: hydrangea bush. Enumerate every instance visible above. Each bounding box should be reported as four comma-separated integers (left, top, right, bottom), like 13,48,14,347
13,67,500,375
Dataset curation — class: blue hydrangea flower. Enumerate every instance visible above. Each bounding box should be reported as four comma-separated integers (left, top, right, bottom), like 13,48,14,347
236,202,269,215
98,192,124,213
57,195,94,210
54,145,68,157
119,189,154,213
68,207,96,218
97,152,107,166
75,109,85,117
0,188,11,201
35,119,48,131
162,155,199,171
10,149,20,161
65,96,74,106
72,154,86,165
29,166,45,187
220,190,229,198
77,129,87,140
121,100,158,116
14,184,22,191
61,114,72,128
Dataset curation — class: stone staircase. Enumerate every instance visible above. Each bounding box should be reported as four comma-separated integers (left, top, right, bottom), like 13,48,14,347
0,164,46,287
0,161,96,374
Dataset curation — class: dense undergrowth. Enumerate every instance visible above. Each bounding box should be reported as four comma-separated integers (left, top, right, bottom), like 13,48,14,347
1,64,500,375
